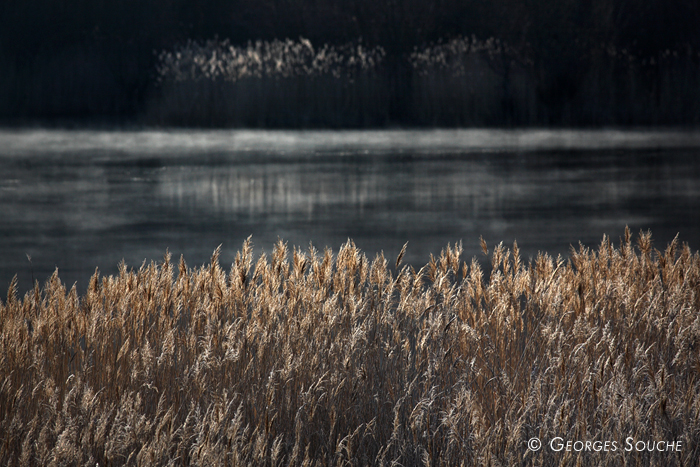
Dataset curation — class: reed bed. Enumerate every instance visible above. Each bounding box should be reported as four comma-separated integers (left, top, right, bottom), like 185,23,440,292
1,229,699,466
150,38,388,127
150,37,700,127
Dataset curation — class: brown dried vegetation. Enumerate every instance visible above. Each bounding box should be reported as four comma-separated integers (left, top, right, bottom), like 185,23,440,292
1,229,699,466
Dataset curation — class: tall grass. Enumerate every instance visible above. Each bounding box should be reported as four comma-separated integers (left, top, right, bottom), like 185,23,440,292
1,229,699,465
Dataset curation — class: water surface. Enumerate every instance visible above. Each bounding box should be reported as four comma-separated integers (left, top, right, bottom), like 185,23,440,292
1,129,699,294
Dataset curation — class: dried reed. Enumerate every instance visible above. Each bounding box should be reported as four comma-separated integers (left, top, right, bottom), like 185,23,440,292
1,229,699,466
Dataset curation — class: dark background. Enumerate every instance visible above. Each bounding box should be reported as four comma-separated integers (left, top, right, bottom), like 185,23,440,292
1,0,700,126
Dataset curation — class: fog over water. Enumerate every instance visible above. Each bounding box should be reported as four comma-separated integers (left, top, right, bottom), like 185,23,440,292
1,128,699,294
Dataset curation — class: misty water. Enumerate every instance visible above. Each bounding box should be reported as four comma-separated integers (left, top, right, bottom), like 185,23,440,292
2,128,700,295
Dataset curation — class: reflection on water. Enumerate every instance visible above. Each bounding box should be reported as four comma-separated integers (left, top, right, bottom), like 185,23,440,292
1,129,699,294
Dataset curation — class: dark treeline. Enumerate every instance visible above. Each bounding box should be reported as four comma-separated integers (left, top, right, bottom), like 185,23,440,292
1,0,699,127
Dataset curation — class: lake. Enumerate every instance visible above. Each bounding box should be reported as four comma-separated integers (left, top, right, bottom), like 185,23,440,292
2,128,700,295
